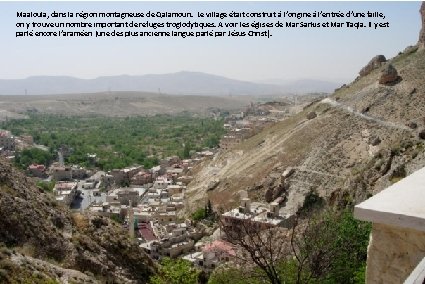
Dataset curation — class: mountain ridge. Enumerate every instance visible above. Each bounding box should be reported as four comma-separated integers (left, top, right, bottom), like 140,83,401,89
0,71,285,96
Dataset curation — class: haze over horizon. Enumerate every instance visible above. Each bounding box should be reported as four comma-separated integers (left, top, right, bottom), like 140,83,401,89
0,1,422,84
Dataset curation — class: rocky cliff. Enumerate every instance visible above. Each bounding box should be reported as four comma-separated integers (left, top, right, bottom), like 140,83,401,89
419,2,425,48
0,158,156,283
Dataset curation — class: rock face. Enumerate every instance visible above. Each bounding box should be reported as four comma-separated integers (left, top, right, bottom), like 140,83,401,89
419,2,425,48
419,129,425,139
359,55,386,76
0,158,156,283
379,64,399,85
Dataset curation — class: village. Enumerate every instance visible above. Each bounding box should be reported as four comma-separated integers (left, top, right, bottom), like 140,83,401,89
0,99,312,272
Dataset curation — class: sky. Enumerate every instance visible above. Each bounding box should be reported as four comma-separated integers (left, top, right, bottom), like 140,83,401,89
0,1,422,83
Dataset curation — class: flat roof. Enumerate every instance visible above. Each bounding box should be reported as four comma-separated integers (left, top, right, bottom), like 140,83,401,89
354,166,425,232
182,251,203,262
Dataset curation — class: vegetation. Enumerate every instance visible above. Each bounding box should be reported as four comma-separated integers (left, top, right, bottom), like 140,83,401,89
1,113,225,171
191,207,207,221
150,257,201,284
0,244,59,284
14,147,53,170
208,266,264,284
191,200,216,222
291,209,370,284
218,209,370,284
150,209,371,284
36,180,55,192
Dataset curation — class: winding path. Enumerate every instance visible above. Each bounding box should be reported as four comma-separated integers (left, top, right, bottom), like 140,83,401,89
321,98,411,131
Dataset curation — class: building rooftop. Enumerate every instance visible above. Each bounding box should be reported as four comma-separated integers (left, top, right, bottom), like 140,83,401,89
55,182,77,190
182,251,203,262
28,164,45,170
203,240,235,256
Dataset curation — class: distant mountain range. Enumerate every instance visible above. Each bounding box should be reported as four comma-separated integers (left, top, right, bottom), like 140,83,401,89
0,71,342,96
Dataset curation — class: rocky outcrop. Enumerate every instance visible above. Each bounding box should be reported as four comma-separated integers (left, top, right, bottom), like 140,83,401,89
306,112,317,120
0,158,156,283
407,122,418,129
359,55,386,77
378,64,400,85
369,136,381,146
419,2,425,48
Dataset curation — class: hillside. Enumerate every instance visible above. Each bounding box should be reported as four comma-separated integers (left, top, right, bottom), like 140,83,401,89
0,91,255,119
185,45,425,216
0,72,284,96
0,157,156,283
260,78,343,94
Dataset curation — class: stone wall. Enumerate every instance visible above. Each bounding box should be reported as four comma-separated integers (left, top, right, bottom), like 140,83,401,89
366,223,425,283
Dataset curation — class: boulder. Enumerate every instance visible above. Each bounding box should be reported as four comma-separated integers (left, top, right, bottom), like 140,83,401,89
379,64,400,85
359,55,386,76
369,136,381,146
407,122,418,129
306,112,317,120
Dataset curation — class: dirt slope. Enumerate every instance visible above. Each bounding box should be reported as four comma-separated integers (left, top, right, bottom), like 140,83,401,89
186,47,425,216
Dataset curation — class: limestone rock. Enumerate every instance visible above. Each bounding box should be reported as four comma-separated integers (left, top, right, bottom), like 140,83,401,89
265,188,274,202
403,45,418,55
419,2,425,48
407,122,418,129
359,55,386,77
419,129,425,139
378,64,400,85
306,112,317,120
369,136,381,146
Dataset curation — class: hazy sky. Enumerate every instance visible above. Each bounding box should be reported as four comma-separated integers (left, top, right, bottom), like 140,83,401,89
0,1,422,83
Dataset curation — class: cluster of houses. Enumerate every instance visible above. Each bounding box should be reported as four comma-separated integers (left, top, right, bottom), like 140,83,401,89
221,196,295,230
86,160,204,260
1,101,299,272
0,130,35,157
219,102,287,150
0,130,15,154
27,151,231,267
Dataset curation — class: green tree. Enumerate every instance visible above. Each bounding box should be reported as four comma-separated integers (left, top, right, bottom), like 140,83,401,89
15,147,53,169
150,258,200,284
219,209,371,284
290,209,371,284
208,266,263,284
191,207,206,221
